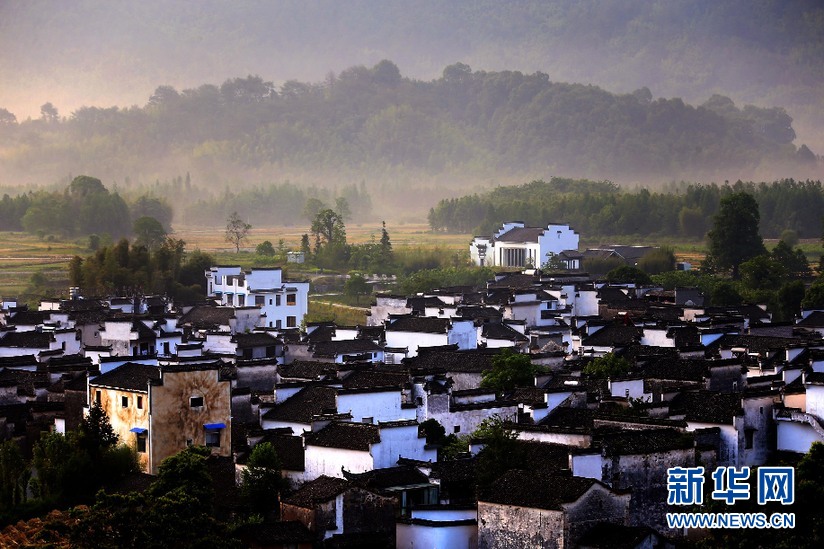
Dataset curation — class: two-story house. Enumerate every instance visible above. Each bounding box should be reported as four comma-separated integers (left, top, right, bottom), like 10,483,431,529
205,266,310,330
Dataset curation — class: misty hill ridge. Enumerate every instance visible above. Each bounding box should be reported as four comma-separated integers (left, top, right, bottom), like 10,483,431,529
0,62,816,194
2,0,824,155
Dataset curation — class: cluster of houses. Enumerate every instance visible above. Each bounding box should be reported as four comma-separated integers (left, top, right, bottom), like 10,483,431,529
2,232,824,548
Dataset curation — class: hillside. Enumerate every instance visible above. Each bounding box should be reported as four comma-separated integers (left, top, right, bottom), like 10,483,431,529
2,0,824,152
0,62,817,220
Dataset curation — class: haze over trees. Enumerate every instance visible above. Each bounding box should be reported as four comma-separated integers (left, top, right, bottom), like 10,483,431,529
428,177,824,239
2,1,824,152
0,60,818,222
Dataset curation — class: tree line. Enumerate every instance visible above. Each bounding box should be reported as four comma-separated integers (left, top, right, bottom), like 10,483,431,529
0,175,172,238
0,60,817,193
428,177,824,239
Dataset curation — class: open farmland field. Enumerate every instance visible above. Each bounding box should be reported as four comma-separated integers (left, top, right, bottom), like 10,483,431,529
173,222,472,253
0,232,83,300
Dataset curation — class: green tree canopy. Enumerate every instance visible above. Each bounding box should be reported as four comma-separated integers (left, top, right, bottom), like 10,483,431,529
344,274,370,305
241,442,285,519
706,192,766,278
310,208,347,247
149,445,213,506
582,353,632,378
255,240,276,256
133,216,167,250
605,265,652,285
481,349,537,392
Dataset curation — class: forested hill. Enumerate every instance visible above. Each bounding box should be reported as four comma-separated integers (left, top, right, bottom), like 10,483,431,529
428,178,824,239
0,62,817,210
3,1,824,153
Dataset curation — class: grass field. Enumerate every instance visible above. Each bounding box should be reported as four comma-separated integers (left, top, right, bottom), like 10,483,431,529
1,223,819,304
174,222,471,252
0,232,85,299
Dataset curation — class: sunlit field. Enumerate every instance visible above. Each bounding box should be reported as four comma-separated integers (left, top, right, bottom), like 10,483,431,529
173,222,472,254
0,232,83,298
2,222,819,305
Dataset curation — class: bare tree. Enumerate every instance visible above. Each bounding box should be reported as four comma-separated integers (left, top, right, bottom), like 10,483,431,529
225,211,252,252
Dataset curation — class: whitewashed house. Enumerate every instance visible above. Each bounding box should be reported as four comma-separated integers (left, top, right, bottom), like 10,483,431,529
303,420,436,481
205,266,309,330
470,222,580,268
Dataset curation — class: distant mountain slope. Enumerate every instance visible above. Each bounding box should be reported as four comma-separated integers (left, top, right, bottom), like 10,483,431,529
0,63,816,202
1,0,824,150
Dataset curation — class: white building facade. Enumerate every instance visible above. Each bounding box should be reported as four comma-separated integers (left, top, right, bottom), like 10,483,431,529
205,266,309,329
470,222,580,268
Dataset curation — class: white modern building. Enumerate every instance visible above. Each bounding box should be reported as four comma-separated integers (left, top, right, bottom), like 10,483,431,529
205,266,309,329
470,222,580,268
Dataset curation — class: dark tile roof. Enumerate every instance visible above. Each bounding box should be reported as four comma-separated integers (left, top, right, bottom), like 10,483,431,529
386,316,449,334
480,471,600,510
311,339,382,358
343,465,430,490
254,434,305,471
0,368,49,393
177,305,236,329
0,330,53,349
233,332,279,348
357,325,385,341
262,385,337,424
403,349,495,374
340,369,408,390
594,428,694,457
640,358,709,382
305,324,337,343
537,407,595,432
458,306,504,322
0,355,38,368
597,286,633,306
43,354,93,371
281,475,350,507
428,458,477,483
279,360,335,380
582,322,641,348
512,440,571,471
305,421,380,451
798,311,824,327
8,310,50,325
669,391,743,424
406,296,447,313
495,226,545,243
711,334,810,353
481,323,528,342
89,362,160,392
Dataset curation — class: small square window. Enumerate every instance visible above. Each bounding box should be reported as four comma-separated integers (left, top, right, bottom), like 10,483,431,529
454,426,461,433
190,396,204,408
205,430,221,447
186,438,193,447
137,396,143,410
287,294,296,306
121,396,128,408
287,316,297,328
